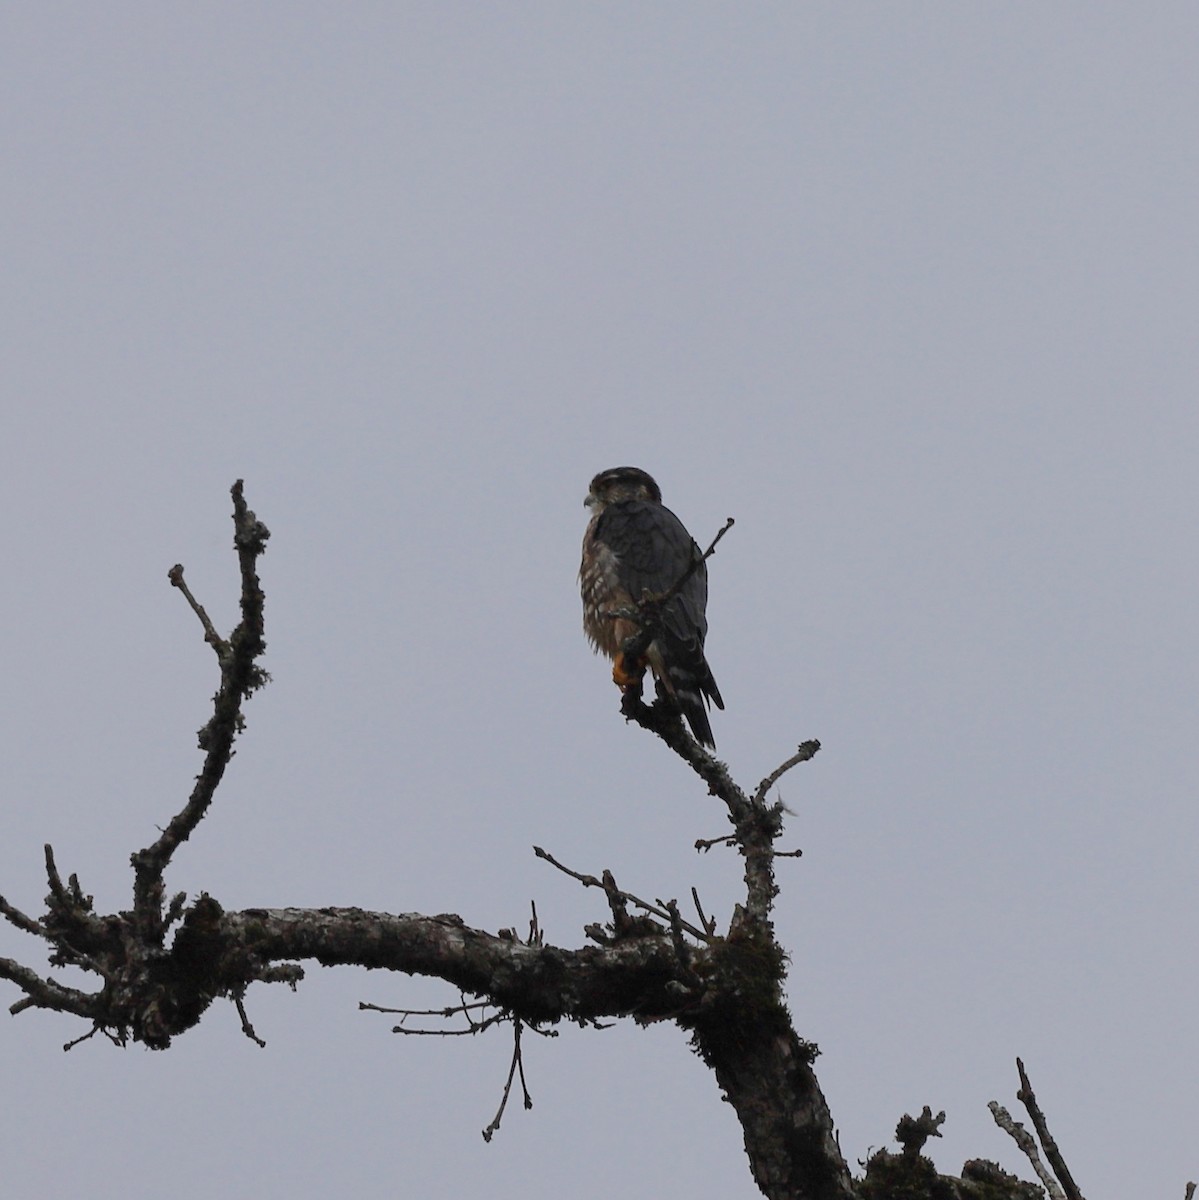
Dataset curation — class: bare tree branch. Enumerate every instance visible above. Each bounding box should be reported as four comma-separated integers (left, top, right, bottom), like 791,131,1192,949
690,886,716,937
360,996,498,1035
130,480,270,946
532,846,710,942
223,907,695,1024
585,517,850,1198
481,1019,532,1142
165,563,224,652
989,1101,1065,1200
1017,1057,1085,1200
754,741,822,806
233,990,267,1048
0,895,46,939
0,481,1071,1200
0,957,99,1021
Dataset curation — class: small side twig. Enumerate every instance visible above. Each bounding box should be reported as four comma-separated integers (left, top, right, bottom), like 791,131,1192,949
362,994,509,1037
360,998,491,1019
233,991,267,1048
618,517,735,623
690,887,716,937
166,564,226,655
533,847,709,941
388,1015,509,1037
481,1019,532,1142
753,740,822,806
655,516,735,607
63,1024,104,1052
527,900,544,947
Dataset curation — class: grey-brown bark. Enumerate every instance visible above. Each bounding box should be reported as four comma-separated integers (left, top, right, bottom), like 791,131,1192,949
0,483,1091,1200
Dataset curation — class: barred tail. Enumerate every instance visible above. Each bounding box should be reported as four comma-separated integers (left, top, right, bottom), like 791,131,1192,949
665,656,723,749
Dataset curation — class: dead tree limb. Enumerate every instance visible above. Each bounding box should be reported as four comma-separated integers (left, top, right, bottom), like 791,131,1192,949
0,482,1075,1200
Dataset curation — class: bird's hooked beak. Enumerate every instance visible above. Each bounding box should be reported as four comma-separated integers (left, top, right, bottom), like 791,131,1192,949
583,492,596,509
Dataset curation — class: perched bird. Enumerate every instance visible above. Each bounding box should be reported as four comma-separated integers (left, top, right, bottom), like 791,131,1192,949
580,466,724,746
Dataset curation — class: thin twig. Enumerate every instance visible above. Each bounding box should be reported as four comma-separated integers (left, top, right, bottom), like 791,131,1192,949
690,887,716,937
392,1016,509,1037
608,517,736,627
166,564,226,654
234,992,267,1048
516,1030,533,1107
355,998,492,1017
63,1025,103,1052
482,1019,531,1141
360,999,492,1018
362,994,510,1037
532,845,602,888
651,516,735,607
533,846,709,941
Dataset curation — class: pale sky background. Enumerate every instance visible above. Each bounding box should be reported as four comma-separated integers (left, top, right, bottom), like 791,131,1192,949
2,6,1196,1198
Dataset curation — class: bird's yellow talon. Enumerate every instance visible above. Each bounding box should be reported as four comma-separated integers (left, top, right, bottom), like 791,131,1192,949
612,652,645,690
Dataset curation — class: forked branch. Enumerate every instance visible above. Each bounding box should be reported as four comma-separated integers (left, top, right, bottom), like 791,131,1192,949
130,480,271,944
0,482,857,1200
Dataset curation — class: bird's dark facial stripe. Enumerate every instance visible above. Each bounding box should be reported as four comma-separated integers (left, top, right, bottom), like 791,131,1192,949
589,467,662,504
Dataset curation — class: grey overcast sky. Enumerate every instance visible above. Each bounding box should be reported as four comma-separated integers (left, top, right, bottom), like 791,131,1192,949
2,5,1195,1197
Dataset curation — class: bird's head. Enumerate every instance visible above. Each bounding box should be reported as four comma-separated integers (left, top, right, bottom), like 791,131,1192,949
585,466,662,509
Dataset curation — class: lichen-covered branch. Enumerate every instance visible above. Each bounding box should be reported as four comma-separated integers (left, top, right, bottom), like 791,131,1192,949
130,480,271,946
989,1100,1065,1200
0,482,1088,1200
224,906,695,1024
0,893,707,1048
1016,1057,1085,1200
613,598,847,1197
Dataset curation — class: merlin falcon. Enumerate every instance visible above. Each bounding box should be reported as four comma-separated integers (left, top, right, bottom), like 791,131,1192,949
580,466,724,746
